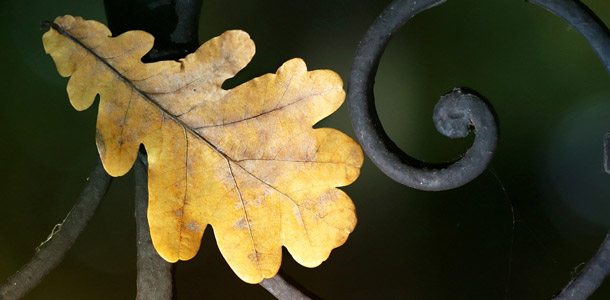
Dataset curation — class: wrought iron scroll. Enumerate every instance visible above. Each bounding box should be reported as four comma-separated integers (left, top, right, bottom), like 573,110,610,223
347,0,499,191
347,0,610,298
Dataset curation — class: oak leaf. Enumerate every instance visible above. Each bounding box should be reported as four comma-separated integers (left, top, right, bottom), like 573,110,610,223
42,15,363,283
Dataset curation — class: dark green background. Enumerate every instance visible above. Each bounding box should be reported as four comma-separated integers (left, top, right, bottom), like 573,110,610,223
1,0,610,299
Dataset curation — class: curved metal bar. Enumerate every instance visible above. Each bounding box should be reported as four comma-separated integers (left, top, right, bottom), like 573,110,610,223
553,133,610,300
349,0,610,297
135,154,173,300
527,0,610,75
260,271,316,300
523,1,610,298
554,231,610,300
0,159,111,299
347,0,498,191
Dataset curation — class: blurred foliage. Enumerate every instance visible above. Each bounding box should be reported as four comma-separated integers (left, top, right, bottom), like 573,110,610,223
0,0,609,299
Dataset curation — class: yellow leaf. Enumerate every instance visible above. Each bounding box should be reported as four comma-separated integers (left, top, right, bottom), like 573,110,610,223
42,15,363,283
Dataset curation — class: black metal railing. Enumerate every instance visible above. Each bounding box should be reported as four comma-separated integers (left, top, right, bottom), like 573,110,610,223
1,0,609,299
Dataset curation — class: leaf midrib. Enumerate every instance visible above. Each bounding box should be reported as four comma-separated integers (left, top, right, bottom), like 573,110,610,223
50,22,232,161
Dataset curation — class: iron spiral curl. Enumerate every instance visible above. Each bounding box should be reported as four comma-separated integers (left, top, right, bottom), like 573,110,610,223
347,0,498,191
347,0,610,298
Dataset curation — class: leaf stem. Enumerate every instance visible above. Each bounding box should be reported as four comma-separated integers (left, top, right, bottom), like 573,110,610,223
0,159,111,299
40,20,54,30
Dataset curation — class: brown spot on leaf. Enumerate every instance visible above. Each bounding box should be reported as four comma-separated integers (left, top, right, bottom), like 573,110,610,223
233,217,248,230
186,222,200,232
